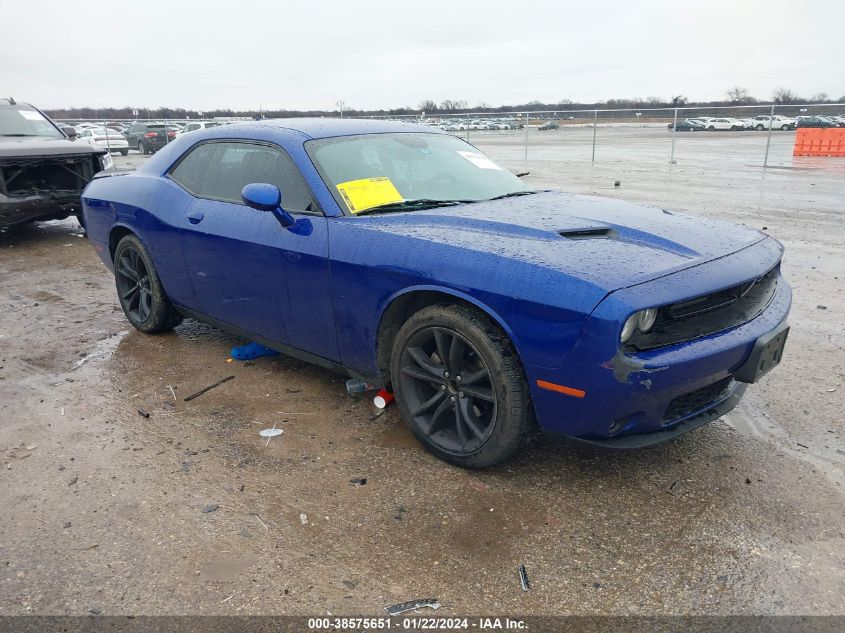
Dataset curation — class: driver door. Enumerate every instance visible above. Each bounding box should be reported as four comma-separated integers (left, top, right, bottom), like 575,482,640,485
170,140,340,362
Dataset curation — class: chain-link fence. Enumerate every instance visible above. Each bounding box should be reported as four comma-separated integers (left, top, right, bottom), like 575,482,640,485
353,103,845,173
54,104,845,176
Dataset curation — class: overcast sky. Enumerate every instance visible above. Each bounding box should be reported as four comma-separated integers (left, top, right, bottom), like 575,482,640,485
4,0,843,111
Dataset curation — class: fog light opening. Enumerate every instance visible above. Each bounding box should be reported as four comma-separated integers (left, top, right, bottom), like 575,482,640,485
608,417,628,436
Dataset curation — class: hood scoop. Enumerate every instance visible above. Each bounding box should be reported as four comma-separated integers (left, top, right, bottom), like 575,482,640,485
558,227,617,240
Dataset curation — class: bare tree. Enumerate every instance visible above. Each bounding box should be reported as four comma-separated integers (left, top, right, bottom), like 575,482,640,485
810,93,829,103
670,95,688,106
772,88,800,104
439,99,467,111
417,99,437,112
726,86,755,104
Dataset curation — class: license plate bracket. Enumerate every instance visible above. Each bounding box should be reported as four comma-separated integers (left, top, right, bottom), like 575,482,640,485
735,322,789,384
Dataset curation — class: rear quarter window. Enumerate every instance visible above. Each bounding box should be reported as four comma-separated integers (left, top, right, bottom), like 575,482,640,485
170,143,216,193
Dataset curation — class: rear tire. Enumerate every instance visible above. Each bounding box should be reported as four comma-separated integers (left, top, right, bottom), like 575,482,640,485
120,149,129,156
138,140,146,155
113,234,182,333
390,304,533,468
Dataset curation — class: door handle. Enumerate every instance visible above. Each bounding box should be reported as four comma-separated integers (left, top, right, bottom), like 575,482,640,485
187,210,204,224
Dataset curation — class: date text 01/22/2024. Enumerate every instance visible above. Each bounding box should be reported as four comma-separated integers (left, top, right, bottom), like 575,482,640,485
307,617,527,629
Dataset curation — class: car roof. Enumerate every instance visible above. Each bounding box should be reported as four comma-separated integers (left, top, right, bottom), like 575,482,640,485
217,117,443,140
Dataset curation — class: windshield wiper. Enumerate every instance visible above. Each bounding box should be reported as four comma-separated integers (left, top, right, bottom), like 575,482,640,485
1,133,41,137
486,190,539,201
354,198,473,216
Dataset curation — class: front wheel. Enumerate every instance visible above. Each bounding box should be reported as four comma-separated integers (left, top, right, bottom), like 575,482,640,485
390,304,533,468
114,234,182,333
120,149,129,156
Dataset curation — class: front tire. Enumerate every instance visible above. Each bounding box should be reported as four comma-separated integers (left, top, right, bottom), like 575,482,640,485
390,304,533,468
113,234,182,333
120,149,129,156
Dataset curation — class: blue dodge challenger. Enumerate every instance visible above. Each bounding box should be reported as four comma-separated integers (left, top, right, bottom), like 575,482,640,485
81,119,790,467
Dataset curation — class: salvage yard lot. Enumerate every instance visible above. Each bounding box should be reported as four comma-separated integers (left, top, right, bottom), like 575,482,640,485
0,128,843,616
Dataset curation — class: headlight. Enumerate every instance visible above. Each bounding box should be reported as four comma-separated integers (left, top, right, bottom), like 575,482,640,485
99,152,114,171
637,308,657,332
620,308,659,343
620,314,638,343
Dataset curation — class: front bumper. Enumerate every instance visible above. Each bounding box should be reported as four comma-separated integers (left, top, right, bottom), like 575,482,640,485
525,238,791,446
0,192,81,227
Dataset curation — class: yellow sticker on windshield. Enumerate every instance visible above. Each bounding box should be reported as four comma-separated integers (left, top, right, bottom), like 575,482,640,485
336,177,403,214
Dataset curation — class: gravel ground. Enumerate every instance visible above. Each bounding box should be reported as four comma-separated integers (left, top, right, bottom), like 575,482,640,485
0,130,843,616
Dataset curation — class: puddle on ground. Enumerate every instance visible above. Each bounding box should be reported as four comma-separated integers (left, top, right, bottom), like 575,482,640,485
724,402,845,488
71,331,129,370
375,419,422,450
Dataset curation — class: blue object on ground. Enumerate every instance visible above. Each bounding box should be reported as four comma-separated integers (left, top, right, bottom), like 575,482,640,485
231,341,280,361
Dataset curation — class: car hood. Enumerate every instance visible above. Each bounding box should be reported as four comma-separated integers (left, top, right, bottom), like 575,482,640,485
369,191,767,291
0,137,105,158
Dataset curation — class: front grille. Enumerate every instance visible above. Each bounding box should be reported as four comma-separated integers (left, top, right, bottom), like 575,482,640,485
662,376,734,425
628,265,780,351
0,154,96,196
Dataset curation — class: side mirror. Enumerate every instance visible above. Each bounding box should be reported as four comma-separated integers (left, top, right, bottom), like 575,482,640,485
241,183,296,228
62,126,78,140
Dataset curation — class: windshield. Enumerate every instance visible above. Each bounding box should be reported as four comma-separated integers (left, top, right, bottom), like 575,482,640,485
0,106,64,138
306,133,528,214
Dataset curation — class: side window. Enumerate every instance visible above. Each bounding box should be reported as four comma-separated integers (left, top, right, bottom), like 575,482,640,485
181,141,316,212
170,143,217,194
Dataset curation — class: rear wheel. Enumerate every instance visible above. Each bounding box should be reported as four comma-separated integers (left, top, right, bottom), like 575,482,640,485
120,149,129,156
137,140,146,155
781,124,789,130
114,234,182,333
390,304,532,468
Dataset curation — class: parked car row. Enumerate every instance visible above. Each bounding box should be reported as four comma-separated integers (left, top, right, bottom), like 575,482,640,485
668,114,845,132
59,119,227,154
668,115,796,131
419,118,525,131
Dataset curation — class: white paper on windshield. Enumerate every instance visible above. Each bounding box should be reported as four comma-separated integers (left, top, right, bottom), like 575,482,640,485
457,151,502,170
19,110,46,121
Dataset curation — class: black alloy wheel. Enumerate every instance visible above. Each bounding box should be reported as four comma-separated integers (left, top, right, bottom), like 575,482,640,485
116,245,153,323
399,326,497,454
390,304,533,468
113,234,182,333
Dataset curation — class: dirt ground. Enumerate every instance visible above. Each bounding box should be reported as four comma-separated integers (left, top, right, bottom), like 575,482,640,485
1,131,843,616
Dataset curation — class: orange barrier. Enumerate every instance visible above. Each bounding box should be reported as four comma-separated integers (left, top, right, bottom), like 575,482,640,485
793,128,845,157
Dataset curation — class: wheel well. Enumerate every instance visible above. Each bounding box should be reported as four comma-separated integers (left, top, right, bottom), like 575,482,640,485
108,226,135,261
376,290,499,386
